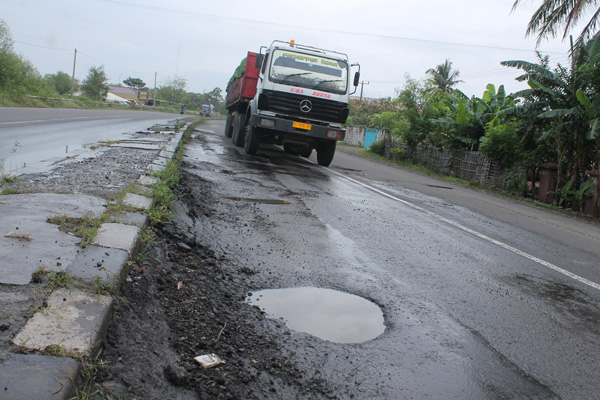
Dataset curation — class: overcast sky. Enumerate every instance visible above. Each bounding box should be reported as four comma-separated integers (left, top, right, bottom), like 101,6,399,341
4,0,582,99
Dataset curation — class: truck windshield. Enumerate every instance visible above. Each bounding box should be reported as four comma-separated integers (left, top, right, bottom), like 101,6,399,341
268,49,348,95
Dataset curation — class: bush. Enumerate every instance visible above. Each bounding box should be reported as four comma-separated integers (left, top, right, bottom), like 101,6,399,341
480,122,522,169
369,139,386,156
503,171,528,196
390,147,408,161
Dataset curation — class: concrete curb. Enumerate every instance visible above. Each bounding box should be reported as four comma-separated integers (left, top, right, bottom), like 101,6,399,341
0,122,189,399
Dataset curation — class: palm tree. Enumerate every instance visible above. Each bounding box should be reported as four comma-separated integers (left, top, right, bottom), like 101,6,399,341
513,0,600,47
426,60,462,93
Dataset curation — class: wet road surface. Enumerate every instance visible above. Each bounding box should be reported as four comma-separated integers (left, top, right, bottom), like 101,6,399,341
183,120,600,399
0,108,181,174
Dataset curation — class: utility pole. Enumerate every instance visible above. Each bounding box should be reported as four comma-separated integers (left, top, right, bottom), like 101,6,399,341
71,48,77,96
359,81,370,106
153,72,157,106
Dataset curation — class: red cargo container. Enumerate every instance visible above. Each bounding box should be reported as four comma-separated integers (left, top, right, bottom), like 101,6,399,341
224,52,261,144
225,52,260,110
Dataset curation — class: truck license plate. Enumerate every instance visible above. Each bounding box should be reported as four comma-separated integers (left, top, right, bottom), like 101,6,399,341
293,121,312,131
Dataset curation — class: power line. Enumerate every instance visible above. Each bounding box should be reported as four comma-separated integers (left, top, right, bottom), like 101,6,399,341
77,51,153,75
14,40,71,51
93,0,565,55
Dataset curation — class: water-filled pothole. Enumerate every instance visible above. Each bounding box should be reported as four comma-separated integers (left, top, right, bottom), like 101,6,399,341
247,287,385,343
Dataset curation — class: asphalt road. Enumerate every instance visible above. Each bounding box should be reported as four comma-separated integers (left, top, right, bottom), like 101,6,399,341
185,119,600,399
0,107,181,174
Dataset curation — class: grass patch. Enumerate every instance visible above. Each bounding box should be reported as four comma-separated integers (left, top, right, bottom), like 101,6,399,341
47,215,104,247
85,140,123,150
1,174,18,184
356,148,481,188
146,121,196,224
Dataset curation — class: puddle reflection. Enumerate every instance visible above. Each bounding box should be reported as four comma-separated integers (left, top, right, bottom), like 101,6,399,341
248,287,385,344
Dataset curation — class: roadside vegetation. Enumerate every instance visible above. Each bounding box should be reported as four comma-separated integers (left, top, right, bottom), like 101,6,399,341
350,20,600,217
0,19,226,114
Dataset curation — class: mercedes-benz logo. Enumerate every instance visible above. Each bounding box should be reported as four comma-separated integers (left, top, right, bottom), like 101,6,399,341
299,99,312,113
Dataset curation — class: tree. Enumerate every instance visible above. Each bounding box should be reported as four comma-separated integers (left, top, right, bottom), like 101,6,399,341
502,40,599,208
45,71,73,95
0,19,14,53
81,66,108,100
512,0,600,47
123,77,146,90
158,76,187,104
123,77,146,99
426,59,463,93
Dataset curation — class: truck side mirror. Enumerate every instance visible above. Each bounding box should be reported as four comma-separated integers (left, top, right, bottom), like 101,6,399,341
353,72,360,87
255,54,264,69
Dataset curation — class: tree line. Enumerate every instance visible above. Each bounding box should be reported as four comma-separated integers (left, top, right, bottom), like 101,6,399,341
0,19,225,113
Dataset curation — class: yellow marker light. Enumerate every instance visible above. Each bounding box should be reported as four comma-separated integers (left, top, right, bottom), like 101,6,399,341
290,40,295,46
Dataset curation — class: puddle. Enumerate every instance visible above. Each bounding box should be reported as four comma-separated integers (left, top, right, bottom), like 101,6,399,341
247,287,385,343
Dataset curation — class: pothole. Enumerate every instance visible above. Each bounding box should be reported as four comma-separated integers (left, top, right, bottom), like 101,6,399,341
247,287,385,344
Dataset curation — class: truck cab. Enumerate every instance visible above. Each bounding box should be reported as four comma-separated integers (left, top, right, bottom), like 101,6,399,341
245,40,359,166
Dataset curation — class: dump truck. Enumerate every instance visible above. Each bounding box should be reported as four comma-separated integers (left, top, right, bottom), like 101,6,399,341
225,41,360,166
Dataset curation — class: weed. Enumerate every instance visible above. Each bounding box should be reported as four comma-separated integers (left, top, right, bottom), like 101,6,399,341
47,215,104,247
47,271,77,290
135,227,157,263
69,349,109,400
89,275,112,296
43,343,68,357
0,174,18,184
85,140,122,150
31,266,49,284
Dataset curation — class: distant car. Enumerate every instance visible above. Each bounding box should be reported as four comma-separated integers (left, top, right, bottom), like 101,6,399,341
200,103,214,117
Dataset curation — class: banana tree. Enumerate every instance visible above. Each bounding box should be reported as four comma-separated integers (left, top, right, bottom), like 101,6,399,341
502,33,600,211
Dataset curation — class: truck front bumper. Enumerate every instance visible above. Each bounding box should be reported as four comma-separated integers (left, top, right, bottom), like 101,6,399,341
250,113,346,142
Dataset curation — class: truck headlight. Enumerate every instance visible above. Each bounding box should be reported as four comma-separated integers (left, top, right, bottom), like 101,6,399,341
326,129,343,139
259,118,275,128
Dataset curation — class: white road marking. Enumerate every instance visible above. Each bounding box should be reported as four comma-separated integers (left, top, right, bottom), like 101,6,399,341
324,165,600,292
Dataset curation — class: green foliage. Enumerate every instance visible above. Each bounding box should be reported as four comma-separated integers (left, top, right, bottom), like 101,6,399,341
512,0,600,48
0,24,51,99
390,146,408,161
369,139,386,156
45,71,73,95
158,78,224,114
480,122,523,169
123,77,146,90
81,66,108,101
0,19,14,52
502,171,528,197
347,97,396,126
426,59,462,94
502,35,600,209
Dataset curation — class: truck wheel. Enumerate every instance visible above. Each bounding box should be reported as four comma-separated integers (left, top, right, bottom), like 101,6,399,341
283,144,300,156
224,112,233,138
232,113,246,147
317,141,336,166
300,148,312,158
244,125,260,155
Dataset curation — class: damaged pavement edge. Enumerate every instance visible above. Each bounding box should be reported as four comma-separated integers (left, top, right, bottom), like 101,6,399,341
0,122,190,400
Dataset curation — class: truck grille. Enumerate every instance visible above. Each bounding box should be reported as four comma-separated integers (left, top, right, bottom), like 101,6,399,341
260,90,348,124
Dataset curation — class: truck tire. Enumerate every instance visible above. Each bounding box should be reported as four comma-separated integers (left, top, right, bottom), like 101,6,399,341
244,125,260,155
232,113,246,147
224,112,233,138
300,148,313,158
317,141,336,166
